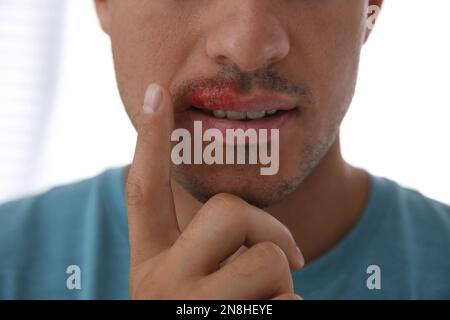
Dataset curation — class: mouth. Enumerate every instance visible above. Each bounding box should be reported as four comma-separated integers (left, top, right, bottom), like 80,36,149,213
180,84,299,133
186,106,298,137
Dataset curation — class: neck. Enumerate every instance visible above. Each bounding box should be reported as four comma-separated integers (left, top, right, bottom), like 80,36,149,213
172,134,370,263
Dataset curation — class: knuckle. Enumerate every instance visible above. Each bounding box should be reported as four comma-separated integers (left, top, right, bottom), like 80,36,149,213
253,242,290,274
223,254,255,279
277,224,297,250
278,222,294,239
199,194,252,240
139,123,155,144
201,193,243,222
125,178,146,207
206,193,240,210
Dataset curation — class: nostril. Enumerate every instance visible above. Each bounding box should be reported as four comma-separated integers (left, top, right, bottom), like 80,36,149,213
211,54,234,68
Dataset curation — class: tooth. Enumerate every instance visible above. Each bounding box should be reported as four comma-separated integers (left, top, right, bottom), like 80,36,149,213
266,109,278,115
246,111,266,120
213,110,226,118
226,111,246,120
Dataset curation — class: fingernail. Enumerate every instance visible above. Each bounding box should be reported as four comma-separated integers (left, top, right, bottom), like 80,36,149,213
143,84,163,114
295,246,305,269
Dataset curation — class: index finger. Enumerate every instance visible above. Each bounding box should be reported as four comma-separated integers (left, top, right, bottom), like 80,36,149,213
126,83,181,267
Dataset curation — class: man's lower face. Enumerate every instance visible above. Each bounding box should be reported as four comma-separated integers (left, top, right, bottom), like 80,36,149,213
107,0,365,208
172,108,343,208
102,0,369,207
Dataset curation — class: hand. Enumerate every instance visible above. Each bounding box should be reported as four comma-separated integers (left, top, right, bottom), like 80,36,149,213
125,83,305,300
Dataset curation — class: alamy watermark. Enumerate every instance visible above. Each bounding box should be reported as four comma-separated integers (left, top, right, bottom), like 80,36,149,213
66,265,81,290
366,264,381,290
367,5,381,30
171,121,280,176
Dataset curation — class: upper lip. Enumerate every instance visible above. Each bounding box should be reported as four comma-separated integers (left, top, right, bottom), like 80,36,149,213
181,84,297,113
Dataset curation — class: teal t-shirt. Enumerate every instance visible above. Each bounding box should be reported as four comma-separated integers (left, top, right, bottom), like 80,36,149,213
0,167,449,299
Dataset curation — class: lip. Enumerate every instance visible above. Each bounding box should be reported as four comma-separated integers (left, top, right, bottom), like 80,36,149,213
178,83,300,139
183,84,297,113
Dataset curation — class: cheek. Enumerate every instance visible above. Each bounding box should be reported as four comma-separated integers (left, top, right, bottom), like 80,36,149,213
308,18,363,87
301,13,364,124
109,9,190,122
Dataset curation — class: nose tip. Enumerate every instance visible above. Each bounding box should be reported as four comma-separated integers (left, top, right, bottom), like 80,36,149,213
206,12,290,72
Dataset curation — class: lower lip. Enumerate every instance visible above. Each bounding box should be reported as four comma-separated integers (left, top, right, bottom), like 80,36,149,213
187,108,298,134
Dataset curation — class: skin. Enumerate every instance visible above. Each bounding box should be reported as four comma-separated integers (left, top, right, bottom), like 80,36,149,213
94,0,383,299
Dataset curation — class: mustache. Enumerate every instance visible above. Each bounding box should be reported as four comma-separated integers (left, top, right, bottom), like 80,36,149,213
171,64,316,109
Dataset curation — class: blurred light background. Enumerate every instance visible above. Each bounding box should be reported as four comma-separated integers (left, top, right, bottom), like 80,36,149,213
0,0,449,204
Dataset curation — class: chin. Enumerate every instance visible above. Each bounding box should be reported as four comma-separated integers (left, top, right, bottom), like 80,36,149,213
171,123,341,209
172,162,310,209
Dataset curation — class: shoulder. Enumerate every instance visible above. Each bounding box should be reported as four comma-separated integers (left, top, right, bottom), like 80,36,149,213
370,176,450,297
0,167,127,299
0,167,126,264
0,167,125,228
371,174,450,260
374,175,450,229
